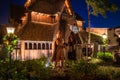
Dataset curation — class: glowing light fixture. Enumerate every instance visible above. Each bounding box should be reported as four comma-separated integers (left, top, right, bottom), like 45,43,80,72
102,33,107,39
6,27,15,34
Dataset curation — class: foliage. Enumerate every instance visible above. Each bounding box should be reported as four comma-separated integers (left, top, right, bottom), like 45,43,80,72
89,58,103,64
0,58,51,80
3,33,18,53
74,60,98,74
103,38,107,46
86,0,118,17
0,61,10,80
70,60,98,80
0,25,6,44
114,52,120,64
90,33,103,44
0,45,8,61
23,59,50,80
97,51,114,62
0,58,120,80
95,66,120,80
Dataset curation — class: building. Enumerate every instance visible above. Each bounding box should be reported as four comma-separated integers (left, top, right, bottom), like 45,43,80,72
89,28,108,36
108,27,120,46
9,0,84,60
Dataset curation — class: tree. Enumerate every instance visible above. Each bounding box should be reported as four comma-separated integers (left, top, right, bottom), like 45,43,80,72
86,0,118,17
85,0,118,44
84,0,118,60
0,25,6,44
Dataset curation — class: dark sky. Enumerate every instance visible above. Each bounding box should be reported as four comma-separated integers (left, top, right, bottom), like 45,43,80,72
71,0,120,28
0,0,120,28
0,0,10,24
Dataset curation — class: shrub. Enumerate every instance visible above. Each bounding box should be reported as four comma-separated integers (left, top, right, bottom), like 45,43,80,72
71,60,98,80
0,61,9,80
97,52,114,62
24,59,50,80
94,72,112,80
95,66,120,80
113,70,120,79
0,57,51,80
114,52,120,64
0,45,8,61
11,60,28,80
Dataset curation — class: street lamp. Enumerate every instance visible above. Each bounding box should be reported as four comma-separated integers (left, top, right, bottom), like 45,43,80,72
102,33,107,54
5,26,16,79
6,27,15,63
6,27,15,34
102,33,107,39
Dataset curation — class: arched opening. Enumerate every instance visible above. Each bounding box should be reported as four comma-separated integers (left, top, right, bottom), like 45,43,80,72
29,43,32,49
42,43,45,50
34,43,37,49
50,43,52,49
25,43,28,49
38,43,41,49
46,43,49,50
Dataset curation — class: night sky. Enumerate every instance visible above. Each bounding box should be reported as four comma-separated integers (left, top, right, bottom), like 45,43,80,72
0,0,120,28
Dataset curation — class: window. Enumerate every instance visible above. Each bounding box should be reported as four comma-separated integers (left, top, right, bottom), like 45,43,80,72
42,43,45,50
29,43,32,49
38,43,41,49
25,43,28,49
33,43,37,49
46,43,49,50
50,43,52,49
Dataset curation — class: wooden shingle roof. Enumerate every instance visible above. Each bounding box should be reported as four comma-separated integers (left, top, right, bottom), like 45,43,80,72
18,22,57,41
28,0,65,14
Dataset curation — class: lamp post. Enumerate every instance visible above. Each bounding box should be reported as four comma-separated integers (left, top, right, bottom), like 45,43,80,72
102,33,107,55
6,27,15,65
5,26,16,79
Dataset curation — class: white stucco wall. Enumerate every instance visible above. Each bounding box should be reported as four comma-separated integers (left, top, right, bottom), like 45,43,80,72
12,40,53,61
